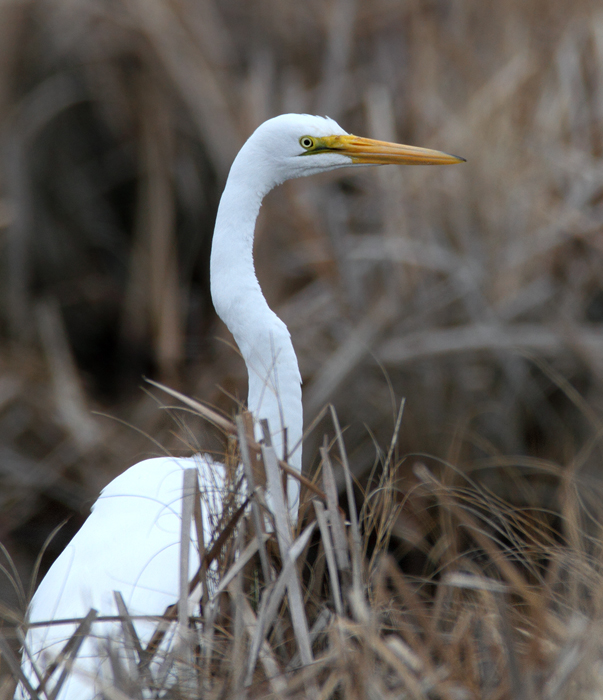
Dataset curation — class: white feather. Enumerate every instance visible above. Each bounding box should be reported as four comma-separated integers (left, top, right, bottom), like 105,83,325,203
16,114,362,699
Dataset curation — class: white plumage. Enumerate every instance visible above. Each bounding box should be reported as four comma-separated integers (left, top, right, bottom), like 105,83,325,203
19,456,225,698
16,114,463,699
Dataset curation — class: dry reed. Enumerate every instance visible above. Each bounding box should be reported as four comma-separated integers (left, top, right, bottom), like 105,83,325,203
5,403,603,699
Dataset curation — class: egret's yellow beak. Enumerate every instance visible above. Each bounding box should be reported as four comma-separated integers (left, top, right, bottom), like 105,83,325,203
312,134,465,165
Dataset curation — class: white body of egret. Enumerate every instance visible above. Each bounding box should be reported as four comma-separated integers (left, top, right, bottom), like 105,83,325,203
16,114,463,699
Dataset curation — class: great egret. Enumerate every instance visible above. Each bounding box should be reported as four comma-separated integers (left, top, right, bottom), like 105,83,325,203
16,113,463,699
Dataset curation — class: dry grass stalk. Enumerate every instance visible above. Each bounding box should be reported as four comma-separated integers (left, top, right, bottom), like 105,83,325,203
5,403,603,698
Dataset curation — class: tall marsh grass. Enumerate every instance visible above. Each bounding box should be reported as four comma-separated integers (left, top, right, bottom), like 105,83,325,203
1,0,603,696
5,401,603,698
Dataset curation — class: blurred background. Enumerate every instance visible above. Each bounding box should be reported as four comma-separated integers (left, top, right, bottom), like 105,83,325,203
1,0,603,617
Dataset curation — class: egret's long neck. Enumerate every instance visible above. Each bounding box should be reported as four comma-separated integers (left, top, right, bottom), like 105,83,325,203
210,158,303,509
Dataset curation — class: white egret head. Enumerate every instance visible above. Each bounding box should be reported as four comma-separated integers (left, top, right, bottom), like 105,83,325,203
232,113,465,192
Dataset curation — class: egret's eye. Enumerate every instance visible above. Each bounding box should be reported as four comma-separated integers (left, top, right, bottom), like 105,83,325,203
300,136,314,150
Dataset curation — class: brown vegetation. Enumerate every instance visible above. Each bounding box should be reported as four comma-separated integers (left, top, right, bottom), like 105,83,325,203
1,0,603,697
